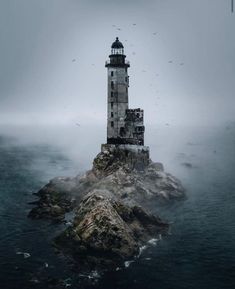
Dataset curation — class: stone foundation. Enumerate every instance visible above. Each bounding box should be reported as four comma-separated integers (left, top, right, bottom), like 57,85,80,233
101,144,150,171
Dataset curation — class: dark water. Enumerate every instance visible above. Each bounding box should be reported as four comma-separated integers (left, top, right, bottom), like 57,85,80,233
0,125,234,289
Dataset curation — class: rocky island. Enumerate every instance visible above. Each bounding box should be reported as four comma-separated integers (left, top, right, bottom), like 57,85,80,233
28,38,185,270
29,144,184,269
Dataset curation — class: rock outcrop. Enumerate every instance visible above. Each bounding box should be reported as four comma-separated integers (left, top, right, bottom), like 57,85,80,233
54,191,168,268
28,144,185,267
28,177,78,222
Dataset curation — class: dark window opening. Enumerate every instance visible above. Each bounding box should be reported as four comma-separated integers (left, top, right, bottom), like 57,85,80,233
111,112,114,117
135,126,144,132
111,121,114,127
111,102,113,108
111,71,114,77
111,91,113,97
120,127,125,137
111,81,114,89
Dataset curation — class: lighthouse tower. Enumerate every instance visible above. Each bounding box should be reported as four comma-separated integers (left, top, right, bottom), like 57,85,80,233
105,37,130,144
102,38,149,170
105,37,145,145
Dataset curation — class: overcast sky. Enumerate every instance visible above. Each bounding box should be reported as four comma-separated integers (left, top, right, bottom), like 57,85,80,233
0,0,235,127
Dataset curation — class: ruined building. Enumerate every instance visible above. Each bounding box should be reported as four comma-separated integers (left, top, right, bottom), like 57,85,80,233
105,37,145,145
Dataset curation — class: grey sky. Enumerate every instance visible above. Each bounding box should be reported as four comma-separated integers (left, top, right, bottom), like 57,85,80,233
0,0,234,126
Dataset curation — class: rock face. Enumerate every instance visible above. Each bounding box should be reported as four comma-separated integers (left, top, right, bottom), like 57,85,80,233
95,144,150,173
54,191,168,268
28,177,78,222
86,145,184,208
28,144,185,267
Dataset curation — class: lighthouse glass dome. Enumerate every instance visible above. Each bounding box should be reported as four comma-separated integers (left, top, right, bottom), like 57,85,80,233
111,37,124,55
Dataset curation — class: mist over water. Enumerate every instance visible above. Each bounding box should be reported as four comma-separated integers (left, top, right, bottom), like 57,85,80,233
0,123,234,289
0,0,235,287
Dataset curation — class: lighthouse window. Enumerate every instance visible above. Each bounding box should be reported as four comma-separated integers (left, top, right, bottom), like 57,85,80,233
111,121,114,127
111,71,114,77
120,127,125,136
111,91,113,97
111,102,113,108
111,81,114,89
111,112,113,117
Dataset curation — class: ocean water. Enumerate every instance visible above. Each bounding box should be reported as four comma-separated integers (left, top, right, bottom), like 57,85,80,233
0,124,234,289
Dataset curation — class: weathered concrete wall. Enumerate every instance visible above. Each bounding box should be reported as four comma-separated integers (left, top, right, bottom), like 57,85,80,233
105,49,145,146
107,67,129,140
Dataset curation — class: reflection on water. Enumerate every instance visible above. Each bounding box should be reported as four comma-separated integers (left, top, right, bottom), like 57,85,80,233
0,124,234,289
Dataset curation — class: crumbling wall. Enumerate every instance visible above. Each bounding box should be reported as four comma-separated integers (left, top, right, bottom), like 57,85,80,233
123,108,145,145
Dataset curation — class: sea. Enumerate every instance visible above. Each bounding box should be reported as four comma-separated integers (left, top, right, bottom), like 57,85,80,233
0,123,234,289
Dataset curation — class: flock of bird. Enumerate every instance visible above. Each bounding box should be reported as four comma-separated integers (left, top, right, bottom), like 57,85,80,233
71,23,185,67
70,22,187,128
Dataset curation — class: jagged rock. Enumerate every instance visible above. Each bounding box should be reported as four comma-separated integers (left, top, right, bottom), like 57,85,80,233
28,145,185,266
29,145,184,221
54,191,168,268
93,144,150,176
83,146,184,207
28,177,78,222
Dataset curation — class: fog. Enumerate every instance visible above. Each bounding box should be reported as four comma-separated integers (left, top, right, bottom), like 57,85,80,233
0,0,234,132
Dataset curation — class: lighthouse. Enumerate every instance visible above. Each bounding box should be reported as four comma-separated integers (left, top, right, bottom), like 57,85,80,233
105,37,145,146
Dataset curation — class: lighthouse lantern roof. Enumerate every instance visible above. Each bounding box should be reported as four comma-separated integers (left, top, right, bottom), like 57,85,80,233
111,37,124,49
